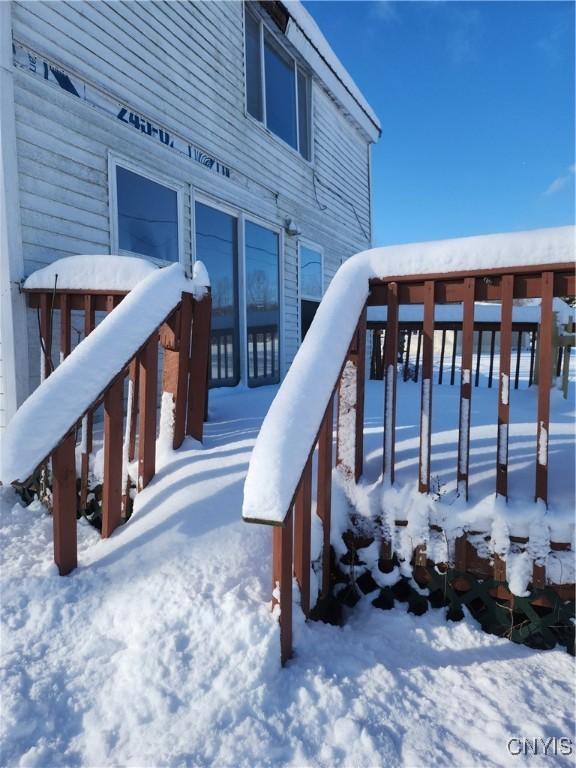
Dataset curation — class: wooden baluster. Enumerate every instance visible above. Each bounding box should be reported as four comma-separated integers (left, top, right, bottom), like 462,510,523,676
187,294,212,441
39,292,53,380
535,272,554,505
418,281,434,494
162,295,194,450
102,377,124,538
450,329,458,385
127,358,139,463
514,330,523,390
138,335,158,491
438,329,446,385
317,394,334,599
457,278,475,499
59,293,71,362
383,282,398,484
475,329,483,387
336,309,366,481
52,431,77,575
294,455,312,617
496,274,514,499
404,329,412,381
488,330,496,388
454,534,467,572
528,329,537,387
272,509,293,666
80,294,95,512
414,329,422,382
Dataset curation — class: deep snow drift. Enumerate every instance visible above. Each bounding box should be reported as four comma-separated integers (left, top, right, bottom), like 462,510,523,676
1,372,575,768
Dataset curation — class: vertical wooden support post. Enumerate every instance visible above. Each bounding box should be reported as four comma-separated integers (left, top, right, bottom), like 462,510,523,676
272,509,293,666
475,329,483,387
317,394,334,599
355,308,367,482
138,335,158,491
488,330,496,388
454,535,467,572
52,432,77,575
496,274,514,499
383,282,398,484
418,281,434,494
561,345,571,400
438,329,446,384
102,377,124,538
59,293,71,361
535,272,553,505
162,295,194,450
514,331,523,389
187,294,212,441
293,455,312,617
39,292,53,379
457,278,475,499
80,294,95,512
450,329,458,385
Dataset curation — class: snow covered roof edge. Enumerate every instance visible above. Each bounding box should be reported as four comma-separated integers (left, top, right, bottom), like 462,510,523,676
282,1,381,141
242,225,574,524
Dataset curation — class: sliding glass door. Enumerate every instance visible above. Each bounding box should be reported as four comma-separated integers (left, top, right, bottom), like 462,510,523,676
194,201,280,388
245,221,280,386
195,202,240,386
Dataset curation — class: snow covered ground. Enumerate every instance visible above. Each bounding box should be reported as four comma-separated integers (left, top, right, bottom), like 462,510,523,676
1,372,575,767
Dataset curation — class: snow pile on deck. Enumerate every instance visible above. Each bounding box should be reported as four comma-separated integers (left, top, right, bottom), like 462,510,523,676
23,254,159,291
1,262,209,484
243,225,574,524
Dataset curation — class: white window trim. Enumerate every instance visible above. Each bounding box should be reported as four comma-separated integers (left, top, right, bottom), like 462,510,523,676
192,188,285,385
243,5,314,167
108,152,186,267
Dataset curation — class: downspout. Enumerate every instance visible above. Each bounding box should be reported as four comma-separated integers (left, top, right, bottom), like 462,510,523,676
0,0,29,443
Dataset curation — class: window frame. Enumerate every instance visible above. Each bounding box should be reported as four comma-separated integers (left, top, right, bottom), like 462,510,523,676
108,153,185,267
243,5,313,165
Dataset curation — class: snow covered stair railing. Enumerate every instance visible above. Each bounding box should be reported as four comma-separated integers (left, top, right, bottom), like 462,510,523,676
1,256,212,575
242,226,575,664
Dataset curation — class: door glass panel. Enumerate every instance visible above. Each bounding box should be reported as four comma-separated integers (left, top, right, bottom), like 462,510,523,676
245,221,280,386
195,202,239,387
300,245,322,299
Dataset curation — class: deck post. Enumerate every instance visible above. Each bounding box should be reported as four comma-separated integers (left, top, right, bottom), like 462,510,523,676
418,281,434,493
293,455,312,617
535,272,553,505
138,334,158,491
383,282,398,484
496,275,514,499
272,509,293,666
457,278,475,499
187,294,212,441
80,294,95,512
52,431,77,575
336,309,366,481
317,394,334,599
102,376,124,538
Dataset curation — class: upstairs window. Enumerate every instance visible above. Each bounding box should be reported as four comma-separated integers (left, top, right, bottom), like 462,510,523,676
245,6,311,160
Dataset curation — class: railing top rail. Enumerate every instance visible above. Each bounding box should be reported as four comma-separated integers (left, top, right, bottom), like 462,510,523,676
0,263,209,485
242,225,575,527
368,260,574,286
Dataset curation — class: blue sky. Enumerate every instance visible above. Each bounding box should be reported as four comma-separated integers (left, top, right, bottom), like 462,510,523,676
303,1,575,246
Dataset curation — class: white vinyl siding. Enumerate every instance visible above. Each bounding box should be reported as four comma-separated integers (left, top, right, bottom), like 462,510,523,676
11,0,373,391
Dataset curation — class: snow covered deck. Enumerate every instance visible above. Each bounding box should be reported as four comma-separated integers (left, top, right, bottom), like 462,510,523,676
1,381,575,766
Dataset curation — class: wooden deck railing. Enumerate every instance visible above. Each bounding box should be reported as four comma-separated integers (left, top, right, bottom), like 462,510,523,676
244,258,574,664
19,284,211,575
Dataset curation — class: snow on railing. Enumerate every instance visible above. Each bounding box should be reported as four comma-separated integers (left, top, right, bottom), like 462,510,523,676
242,225,575,664
1,259,211,576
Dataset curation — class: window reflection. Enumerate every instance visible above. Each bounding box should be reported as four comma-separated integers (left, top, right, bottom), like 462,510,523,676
300,245,322,299
117,166,178,262
245,221,280,385
195,203,240,386
264,36,297,150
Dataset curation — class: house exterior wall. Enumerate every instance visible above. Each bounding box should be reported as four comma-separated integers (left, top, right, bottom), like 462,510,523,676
4,0,376,410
